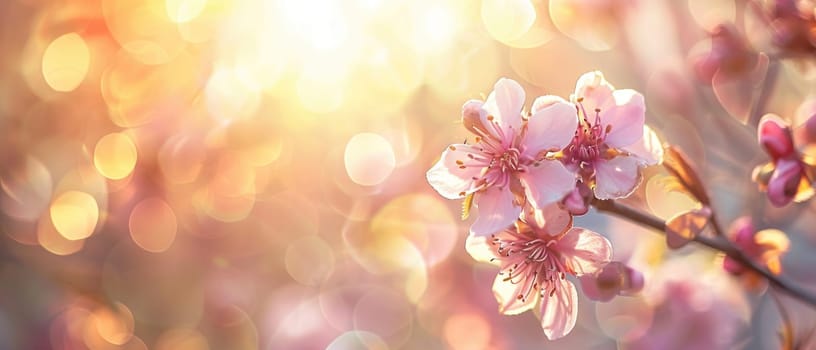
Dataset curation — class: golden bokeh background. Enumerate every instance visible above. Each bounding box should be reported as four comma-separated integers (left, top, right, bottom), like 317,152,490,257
2,0,816,348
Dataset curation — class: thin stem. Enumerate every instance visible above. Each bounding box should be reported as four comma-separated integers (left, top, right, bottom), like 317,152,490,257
709,212,726,237
592,199,816,308
749,59,780,127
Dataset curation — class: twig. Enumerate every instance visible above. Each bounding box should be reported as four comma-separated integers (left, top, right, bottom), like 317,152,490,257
592,199,816,308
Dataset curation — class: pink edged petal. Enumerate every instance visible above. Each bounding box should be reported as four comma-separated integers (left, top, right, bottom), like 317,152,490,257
557,228,612,275
622,125,663,166
518,160,576,209
573,71,615,111
767,158,803,207
483,78,525,140
522,202,573,237
426,144,485,199
758,113,794,160
593,156,643,200
470,186,522,237
602,89,646,148
524,99,579,152
465,234,501,266
461,99,493,138
532,95,569,113
492,274,537,315
538,280,578,340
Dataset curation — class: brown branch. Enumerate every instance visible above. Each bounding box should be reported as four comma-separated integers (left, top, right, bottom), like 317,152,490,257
592,199,816,308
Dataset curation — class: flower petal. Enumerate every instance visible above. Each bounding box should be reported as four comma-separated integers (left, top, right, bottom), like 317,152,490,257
521,202,573,237
426,144,486,199
470,186,522,237
593,156,643,200
532,95,569,113
483,78,524,142
602,89,646,148
767,158,804,207
461,99,493,137
465,233,500,266
538,280,578,340
556,228,612,275
622,125,663,166
518,160,576,209
758,113,795,160
492,274,537,315
573,71,615,110
524,99,578,152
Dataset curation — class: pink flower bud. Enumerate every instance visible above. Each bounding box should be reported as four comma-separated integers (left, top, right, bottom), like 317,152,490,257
561,181,592,215
767,158,804,207
758,114,795,161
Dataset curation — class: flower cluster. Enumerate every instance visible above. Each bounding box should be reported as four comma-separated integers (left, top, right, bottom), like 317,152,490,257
764,0,816,58
427,72,663,237
427,72,662,339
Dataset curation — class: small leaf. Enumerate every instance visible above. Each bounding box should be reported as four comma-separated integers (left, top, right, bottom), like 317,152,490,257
662,146,711,205
461,193,474,220
665,207,712,249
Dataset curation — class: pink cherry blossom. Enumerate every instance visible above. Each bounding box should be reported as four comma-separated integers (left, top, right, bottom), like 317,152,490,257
427,78,578,236
561,71,663,200
754,114,815,206
466,204,612,340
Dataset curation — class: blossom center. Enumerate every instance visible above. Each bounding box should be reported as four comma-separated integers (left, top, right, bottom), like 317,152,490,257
491,148,521,172
492,233,568,302
565,106,609,164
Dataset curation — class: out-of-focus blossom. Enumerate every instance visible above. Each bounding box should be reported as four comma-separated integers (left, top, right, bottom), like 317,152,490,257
691,24,760,83
764,0,816,58
560,71,663,200
794,97,816,143
722,217,790,283
625,280,741,350
466,204,612,340
427,78,577,236
753,114,815,206
579,261,643,302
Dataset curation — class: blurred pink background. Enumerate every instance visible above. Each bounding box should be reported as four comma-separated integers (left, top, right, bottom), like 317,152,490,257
1,0,816,349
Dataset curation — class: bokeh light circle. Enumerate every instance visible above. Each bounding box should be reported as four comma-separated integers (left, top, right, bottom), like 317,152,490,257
129,197,178,253
41,33,89,92
284,235,335,287
49,190,99,241
343,133,396,187
481,0,537,43
326,331,389,350
94,132,138,180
